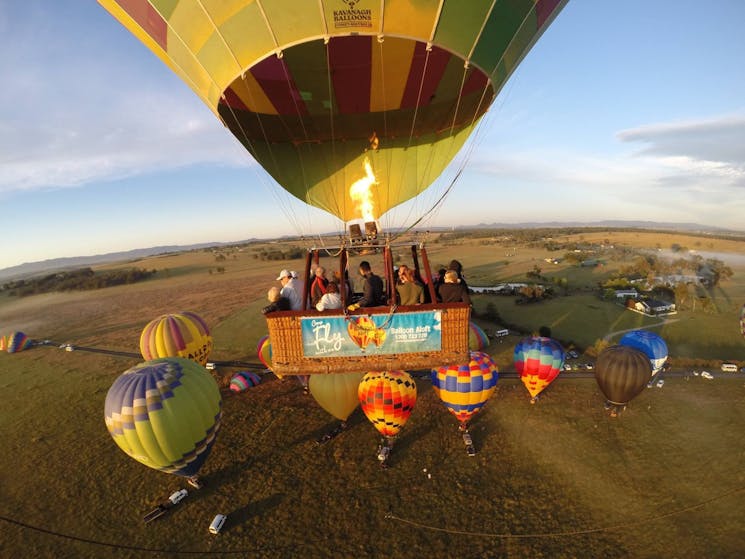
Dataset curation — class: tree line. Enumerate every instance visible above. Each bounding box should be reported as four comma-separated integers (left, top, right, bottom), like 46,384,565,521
1,267,157,297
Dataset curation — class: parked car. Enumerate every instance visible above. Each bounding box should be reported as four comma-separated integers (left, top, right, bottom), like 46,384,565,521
692,371,700,376
567,350,579,359
563,363,573,371
169,489,188,505
721,363,738,373
209,514,227,534
701,371,714,380
656,379,665,388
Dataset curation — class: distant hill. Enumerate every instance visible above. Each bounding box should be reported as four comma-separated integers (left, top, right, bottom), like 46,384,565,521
0,242,241,282
466,220,742,233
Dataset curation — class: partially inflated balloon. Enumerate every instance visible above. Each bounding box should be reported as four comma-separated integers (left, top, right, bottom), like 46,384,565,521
7,331,32,353
431,351,498,427
468,322,489,352
514,336,564,400
594,345,651,407
99,1,566,223
230,371,262,393
358,371,417,438
619,330,667,375
140,311,213,366
310,372,365,421
0,335,6,351
104,357,222,477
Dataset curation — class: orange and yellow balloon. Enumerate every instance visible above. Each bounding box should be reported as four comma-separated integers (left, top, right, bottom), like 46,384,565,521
358,370,417,438
140,311,213,366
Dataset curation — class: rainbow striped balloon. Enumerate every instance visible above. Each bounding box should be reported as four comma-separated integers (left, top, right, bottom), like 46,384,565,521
0,335,6,351
514,336,565,401
229,371,262,393
468,322,490,351
7,331,32,354
432,351,498,427
140,311,213,366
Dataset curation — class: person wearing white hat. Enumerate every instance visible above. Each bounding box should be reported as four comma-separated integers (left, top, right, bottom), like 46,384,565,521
276,269,303,310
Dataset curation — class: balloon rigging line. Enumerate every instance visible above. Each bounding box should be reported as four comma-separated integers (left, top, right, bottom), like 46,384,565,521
385,484,745,539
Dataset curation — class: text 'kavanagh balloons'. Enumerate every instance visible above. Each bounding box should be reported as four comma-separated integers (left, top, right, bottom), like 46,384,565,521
104,357,222,478
431,351,498,428
358,370,417,438
140,311,213,366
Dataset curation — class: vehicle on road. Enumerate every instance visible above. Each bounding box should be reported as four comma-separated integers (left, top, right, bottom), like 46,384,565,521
701,371,714,380
656,379,665,388
721,363,738,373
169,489,188,505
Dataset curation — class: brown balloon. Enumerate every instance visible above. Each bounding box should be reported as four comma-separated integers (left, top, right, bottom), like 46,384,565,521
594,345,651,407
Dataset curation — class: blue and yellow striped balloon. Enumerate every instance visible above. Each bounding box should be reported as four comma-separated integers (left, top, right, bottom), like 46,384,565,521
431,351,498,427
104,357,222,478
514,336,564,400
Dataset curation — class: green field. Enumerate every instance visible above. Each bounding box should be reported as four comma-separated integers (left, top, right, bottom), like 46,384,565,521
1,229,744,557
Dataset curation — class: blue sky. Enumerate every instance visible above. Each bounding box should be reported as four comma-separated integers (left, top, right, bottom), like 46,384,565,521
1,1,744,271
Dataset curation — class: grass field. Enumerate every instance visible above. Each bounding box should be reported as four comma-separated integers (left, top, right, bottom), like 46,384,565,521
1,229,744,558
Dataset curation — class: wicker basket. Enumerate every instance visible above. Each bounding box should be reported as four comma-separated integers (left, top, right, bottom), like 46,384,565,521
265,303,470,375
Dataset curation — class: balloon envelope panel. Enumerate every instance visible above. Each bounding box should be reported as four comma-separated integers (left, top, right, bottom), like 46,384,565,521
594,345,651,406
514,336,565,398
358,370,417,437
431,351,498,425
140,311,213,366
104,357,222,477
619,330,668,375
739,303,745,339
310,372,365,421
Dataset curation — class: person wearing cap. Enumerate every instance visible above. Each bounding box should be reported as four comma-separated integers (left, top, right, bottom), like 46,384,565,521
276,269,303,310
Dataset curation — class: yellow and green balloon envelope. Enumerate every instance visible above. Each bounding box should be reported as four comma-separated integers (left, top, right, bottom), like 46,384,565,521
140,311,213,366
99,0,566,223
310,372,365,422
104,357,222,477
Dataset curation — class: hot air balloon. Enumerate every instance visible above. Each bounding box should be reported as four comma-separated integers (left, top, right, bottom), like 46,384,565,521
358,370,416,465
257,335,272,369
514,336,565,403
99,0,566,225
0,335,6,351
468,322,490,352
594,345,651,417
104,357,222,481
310,372,365,422
619,330,668,375
432,351,498,429
739,303,745,340
6,331,32,353
229,371,262,392
139,311,213,366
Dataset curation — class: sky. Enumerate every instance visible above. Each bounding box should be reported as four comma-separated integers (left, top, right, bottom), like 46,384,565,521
1,0,744,271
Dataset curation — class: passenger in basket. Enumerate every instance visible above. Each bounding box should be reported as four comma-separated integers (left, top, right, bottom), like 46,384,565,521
437,269,471,305
316,282,343,311
310,266,329,307
349,261,385,310
396,267,425,306
262,286,290,314
276,269,303,310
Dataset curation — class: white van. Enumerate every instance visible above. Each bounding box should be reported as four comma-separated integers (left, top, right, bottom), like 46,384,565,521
209,514,227,534
721,363,738,373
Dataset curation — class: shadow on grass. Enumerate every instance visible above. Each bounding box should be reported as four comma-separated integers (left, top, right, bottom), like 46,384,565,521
227,492,286,530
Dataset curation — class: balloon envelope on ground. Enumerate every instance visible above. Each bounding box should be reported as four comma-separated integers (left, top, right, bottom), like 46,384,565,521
468,322,489,352
230,371,262,392
140,311,213,366
310,372,365,421
358,371,417,438
514,336,564,401
431,351,498,427
0,335,6,351
6,331,32,353
619,330,667,375
594,345,651,408
104,357,222,477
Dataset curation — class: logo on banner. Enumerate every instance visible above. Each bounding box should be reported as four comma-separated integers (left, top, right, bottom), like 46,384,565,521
333,0,372,29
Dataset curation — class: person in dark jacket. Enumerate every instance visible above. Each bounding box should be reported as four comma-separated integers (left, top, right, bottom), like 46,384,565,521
437,269,471,305
349,260,385,309
262,286,291,314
